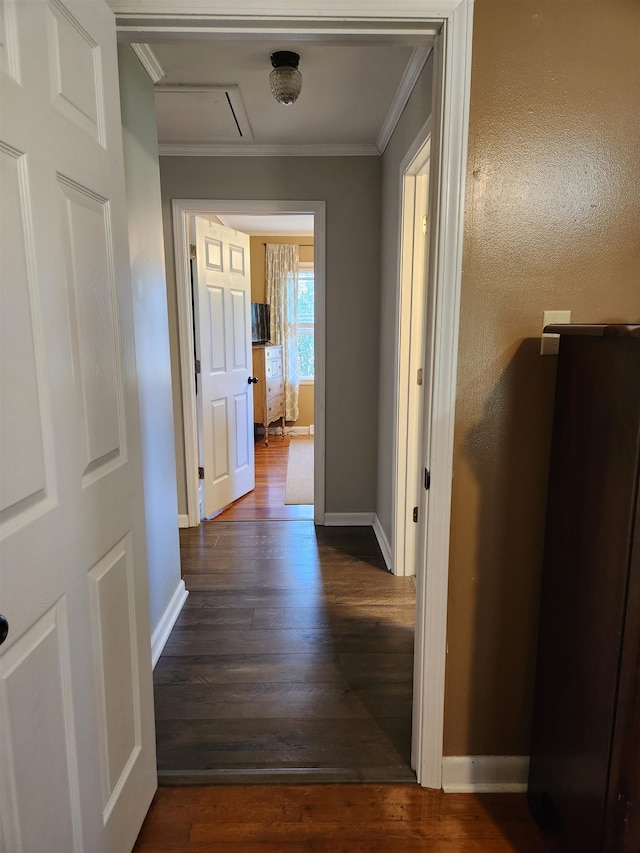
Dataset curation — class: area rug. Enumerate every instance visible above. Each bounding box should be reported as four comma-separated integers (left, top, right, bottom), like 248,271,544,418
284,439,314,505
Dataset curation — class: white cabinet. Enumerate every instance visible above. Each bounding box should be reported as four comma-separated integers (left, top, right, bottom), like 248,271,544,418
252,345,285,446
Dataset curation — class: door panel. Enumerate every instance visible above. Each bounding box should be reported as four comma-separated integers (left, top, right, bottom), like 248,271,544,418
58,176,124,479
193,217,254,518
1,603,79,853
234,392,251,471
88,535,140,815
231,287,249,368
0,0,20,83
0,144,48,517
211,399,230,483
207,286,226,371
0,2,156,851
48,0,104,144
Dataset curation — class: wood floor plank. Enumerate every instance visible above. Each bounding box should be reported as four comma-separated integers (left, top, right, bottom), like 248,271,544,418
188,819,535,844
154,652,414,686
172,607,255,630
154,680,412,721
155,717,413,775
154,653,348,685
181,573,407,594
250,604,415,630
179,556,389,573
178,587,416,608
162,626,414,656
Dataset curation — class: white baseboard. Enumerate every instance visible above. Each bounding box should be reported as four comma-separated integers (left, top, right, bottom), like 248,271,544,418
324,512,375,526
177,514,189,528
151,580,189,669
442,756,529,793
372,514,393,572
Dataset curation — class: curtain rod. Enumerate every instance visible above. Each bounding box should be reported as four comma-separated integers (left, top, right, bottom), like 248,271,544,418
262,242,313,247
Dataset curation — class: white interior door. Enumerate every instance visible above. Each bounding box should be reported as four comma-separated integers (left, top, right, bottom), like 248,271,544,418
0,2,156,851
193,217,255,518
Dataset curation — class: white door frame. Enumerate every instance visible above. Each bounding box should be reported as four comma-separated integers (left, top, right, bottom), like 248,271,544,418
172,199,326,526
115,0,473,790
393,127,431,579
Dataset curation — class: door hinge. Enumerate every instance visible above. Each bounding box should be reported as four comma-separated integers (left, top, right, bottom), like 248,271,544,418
195,359,201,375
198,467,204,480
412,506,419,523
424,468,431,491
417,368,423,386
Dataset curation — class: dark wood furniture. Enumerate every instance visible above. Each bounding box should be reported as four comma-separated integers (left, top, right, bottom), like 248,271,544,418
528,324,640,853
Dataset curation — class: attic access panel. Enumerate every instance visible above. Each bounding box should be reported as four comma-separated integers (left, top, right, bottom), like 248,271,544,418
154,86,253,143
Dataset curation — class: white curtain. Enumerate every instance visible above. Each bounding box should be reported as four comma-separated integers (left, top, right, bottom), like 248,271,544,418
265,243,299,422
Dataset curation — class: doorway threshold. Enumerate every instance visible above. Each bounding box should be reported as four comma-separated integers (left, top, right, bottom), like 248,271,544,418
159,767,416,786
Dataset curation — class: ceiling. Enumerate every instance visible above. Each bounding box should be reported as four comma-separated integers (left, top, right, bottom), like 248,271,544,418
216,214,314,236
137,37,434,156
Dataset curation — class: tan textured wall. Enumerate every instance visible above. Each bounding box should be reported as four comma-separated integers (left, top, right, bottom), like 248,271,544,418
249,235,315,428
444,0,640,756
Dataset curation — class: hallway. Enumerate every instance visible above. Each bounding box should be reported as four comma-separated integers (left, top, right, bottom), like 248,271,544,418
154,520,416,783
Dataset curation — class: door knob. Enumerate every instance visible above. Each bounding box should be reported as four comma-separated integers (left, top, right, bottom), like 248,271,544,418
248,376,258,384
0,615,8,646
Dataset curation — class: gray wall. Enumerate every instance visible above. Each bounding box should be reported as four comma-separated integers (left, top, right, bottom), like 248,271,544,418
159,156,382,516
376,54,434,546
118,45,182,635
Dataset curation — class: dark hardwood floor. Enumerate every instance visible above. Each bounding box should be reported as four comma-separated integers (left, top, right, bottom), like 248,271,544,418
155,517,416,784
134,785,550,852
142,442,550,852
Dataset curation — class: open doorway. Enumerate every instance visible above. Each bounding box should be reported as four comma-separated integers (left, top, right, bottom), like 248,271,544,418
173,200,327,527
209,214,316,522
394,131,432,577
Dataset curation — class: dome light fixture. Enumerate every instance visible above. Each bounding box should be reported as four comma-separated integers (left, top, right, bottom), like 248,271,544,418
269,51,302,106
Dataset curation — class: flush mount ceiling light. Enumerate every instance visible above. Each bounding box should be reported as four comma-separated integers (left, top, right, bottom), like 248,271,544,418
269,51,302,106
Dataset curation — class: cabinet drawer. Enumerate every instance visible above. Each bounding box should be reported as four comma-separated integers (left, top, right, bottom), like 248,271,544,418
265,356,282,379
267,398,283,422
266,377,284,398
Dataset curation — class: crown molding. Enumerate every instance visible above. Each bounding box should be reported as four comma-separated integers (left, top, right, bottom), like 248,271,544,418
376,44,432,153
109,0,462,23
157,142,380,157
130,42,165,81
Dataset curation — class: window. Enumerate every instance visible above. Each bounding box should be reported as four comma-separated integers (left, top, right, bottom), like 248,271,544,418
297,265,314,381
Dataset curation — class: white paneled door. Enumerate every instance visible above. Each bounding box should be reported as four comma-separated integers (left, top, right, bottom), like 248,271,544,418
0,1,156,851
193,217,255,518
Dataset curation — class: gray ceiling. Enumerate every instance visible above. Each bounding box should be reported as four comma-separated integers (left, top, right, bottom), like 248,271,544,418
145,38,434,155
